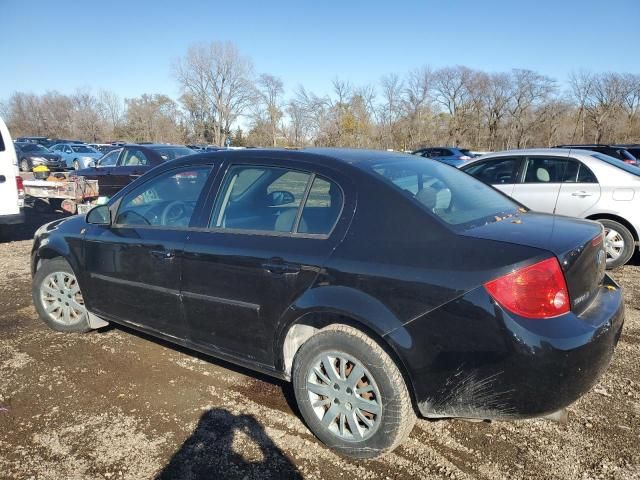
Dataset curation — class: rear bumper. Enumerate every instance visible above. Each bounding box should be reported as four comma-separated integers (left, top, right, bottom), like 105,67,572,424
386,275,624,420
0,209,25,225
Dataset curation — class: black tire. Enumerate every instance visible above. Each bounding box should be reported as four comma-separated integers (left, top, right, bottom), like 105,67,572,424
32,257,91,333
597,219,635,269
20,159,31,172
292,324,415,459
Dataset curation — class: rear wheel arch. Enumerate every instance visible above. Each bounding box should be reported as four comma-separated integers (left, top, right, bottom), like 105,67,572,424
586,213,638,242
280,311,418,411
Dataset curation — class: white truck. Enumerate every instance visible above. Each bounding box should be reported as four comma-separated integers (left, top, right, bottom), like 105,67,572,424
0,118,25,233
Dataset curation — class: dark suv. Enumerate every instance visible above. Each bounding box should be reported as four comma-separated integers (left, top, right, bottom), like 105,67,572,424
554,145,639,166
412,147,474,167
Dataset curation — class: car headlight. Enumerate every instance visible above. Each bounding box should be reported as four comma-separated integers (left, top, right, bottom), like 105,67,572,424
31,156,46,163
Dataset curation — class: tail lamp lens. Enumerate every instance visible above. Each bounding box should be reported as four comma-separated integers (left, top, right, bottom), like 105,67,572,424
15,176,24,198
484,257,570,319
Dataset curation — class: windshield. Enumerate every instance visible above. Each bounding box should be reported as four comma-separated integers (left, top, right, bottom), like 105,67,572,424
152,146,195,161
592,153,640,176
71,145,98,154
368,158,521,229
21,144,50,153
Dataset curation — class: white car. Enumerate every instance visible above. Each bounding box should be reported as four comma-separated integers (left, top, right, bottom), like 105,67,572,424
461,148,640,268
49,143,102,170
0,118,24,233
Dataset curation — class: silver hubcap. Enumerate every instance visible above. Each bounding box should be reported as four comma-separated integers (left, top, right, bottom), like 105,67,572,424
40,272,86,325
306,352,382,441
604,228,625,261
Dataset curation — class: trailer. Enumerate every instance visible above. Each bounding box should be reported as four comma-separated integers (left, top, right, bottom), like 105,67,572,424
21,173,99,214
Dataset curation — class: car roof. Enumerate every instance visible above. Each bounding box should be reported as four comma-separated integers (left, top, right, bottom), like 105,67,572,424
159,148,420,173
130,143,190,149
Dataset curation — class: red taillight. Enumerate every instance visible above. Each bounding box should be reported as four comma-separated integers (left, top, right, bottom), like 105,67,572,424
15,176,24,198
484,257,570,319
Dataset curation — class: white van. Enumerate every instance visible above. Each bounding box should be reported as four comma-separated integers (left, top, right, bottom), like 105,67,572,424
0,118,25,231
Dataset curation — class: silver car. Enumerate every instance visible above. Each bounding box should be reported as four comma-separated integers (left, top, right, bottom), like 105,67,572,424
460,148,640,268
49,143,103,170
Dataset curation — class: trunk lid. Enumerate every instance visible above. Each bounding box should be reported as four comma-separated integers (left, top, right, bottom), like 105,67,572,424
462,212,606,314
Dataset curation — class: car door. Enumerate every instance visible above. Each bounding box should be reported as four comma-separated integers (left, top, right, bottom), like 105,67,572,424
88,148,121,197
462,157,522,196
181,157,353,367
554,158,601,217
510,156,567,213
81,164,213,339
116,148,152,188
62,145,75,168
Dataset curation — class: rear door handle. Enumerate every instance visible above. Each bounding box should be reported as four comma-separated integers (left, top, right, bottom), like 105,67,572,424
150,249,175,260
571,191,593,197
262,258,300,275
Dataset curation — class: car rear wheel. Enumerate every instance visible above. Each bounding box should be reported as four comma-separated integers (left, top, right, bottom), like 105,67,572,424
73,159,80,170
597,219,634,269
32,257,91,333
20,159,30,172
292,324,415,459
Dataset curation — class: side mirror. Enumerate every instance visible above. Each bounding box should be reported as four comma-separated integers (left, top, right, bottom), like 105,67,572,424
267,190,295,206
86,204,111,225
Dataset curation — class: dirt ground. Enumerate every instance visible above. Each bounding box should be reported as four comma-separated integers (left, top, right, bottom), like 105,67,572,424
0,208,639,480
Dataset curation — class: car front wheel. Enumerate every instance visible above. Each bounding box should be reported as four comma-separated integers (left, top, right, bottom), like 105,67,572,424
20,159,31,172
292,324,415,459
32,257,91,333
73,159,80,170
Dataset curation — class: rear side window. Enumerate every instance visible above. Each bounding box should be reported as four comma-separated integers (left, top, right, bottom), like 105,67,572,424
121,149,150,166
464,158,520,185
211,166,312,232
370,159,519,228
522,157,567,183
211,165,343,236
299,176,343,234
562,160,597,183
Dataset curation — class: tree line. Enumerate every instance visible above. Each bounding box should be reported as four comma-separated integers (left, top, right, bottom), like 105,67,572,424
2,41,639,150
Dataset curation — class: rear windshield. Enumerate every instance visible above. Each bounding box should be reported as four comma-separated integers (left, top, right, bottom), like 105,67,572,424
21,143,49,152
592,153,640,176
367,158,521,229
71,145,97,153
152,146,195,161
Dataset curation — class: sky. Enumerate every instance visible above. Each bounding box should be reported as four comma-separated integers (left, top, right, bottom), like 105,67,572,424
1,0,639,102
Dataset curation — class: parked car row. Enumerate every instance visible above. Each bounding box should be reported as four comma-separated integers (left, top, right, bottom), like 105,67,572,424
71,144,195,196
31,147,623,459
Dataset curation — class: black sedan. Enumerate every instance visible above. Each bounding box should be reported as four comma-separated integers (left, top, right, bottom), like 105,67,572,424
30,148,623,458
73,144,195,197
14,142,65,172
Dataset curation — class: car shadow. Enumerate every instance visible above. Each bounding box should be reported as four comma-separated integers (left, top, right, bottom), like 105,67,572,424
103,322,302,418
155,408,303,480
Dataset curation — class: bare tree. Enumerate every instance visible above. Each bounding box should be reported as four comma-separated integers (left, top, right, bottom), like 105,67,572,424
431,66,475,145
255,73,284,146
174,41,256,146
506,69,556,148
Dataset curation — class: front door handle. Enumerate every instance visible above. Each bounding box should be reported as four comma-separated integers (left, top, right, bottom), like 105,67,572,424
571,191,594,197
262,258,300,275
150,249,175,260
